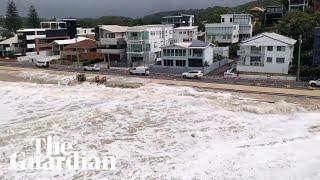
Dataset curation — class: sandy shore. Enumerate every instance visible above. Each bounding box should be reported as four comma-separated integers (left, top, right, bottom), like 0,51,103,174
0,66,319,111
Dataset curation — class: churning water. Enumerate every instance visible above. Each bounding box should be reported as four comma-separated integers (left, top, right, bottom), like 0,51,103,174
0,75,319,179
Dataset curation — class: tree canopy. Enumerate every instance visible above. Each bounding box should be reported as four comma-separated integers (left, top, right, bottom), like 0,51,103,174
5,0,22,32
27,5,40,28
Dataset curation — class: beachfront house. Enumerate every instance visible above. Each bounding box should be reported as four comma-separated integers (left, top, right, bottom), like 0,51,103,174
205,13,253,45
162,14,194,28
160,39,214,68
205,23,239,45
96,25,128,63
126,24,174,67
173,26,198,43
237,32,296,74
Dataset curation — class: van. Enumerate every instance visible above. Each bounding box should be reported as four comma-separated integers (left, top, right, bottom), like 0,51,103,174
129,67,150,75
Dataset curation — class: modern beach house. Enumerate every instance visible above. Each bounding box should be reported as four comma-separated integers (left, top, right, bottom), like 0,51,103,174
160,40,214,68
162,14,194,28
205,23,239,45
173,26,198,43
126,24,174,66
237,32,296,74
205,13,252,45
264,6,284,27
96,25,128,63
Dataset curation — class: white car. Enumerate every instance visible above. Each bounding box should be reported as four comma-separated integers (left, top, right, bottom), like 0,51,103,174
182,71,204,79
83,64,100,71
36,60,49,68
309,79,320,87
129,67,150,75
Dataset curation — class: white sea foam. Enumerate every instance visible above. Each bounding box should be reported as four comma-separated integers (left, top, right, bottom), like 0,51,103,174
0,81,319,179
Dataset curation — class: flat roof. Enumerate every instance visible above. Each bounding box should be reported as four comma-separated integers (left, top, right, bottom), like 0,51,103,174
17,28,46,32
174,26,198,30
205,23,238,27
99,25,128,33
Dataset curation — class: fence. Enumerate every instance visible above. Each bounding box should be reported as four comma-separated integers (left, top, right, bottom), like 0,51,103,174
150,58,229,75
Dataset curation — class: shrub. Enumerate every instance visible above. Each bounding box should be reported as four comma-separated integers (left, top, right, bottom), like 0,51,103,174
76,74,86,82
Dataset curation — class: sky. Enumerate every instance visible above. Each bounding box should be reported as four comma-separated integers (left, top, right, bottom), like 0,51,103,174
0,0,253,18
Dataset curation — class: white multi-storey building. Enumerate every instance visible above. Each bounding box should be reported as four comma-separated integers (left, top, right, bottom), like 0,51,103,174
16,29,46,53
161,39,214,68
205,23,239,44
96,25,128,62
77,27,95,38
162,14,194,28
237,32,296,74
126,24,174,66
205,13,252,44
221,14,253,41
173,26,198,43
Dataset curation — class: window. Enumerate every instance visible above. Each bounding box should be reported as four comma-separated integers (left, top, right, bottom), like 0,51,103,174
267,57,272,63
164,60,174,66
175,49,179,56
37,31,45,35
276,58,285,63
176,60,186,67
277,46,285,51
222,18,225,23
25,31,35,35
267,46,273,51
170,49,175,56
230,18,233,22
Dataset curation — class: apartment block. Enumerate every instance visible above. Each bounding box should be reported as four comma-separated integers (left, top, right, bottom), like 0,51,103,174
237,32,296,74
126,24,174,66
162,14,194,28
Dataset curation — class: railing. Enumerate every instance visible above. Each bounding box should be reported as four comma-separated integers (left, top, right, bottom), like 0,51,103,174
238,61,264,67
192,53,203,57
250,50,265,55
250,62,264,66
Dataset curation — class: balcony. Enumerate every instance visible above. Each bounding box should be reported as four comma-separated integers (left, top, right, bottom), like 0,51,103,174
99,38,125,45
237,49,265,56
97,48,126,54
238,60,264,67
192,53,203,58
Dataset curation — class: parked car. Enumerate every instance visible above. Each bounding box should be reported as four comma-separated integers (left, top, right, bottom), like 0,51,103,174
309,79,320,87
129,67,150,75
36,59,50,68
182,71,204,79
83,64,100,71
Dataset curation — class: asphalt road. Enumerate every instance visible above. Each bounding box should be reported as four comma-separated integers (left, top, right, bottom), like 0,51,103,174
0,61,316,90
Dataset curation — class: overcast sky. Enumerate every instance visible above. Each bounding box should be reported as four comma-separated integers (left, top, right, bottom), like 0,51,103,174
0,0,253,18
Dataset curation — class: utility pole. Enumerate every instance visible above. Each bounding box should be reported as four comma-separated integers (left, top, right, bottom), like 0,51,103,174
75,35,80,67
297,34,302,81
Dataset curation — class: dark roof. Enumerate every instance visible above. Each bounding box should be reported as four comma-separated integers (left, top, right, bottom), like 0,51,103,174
189,39,210,48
